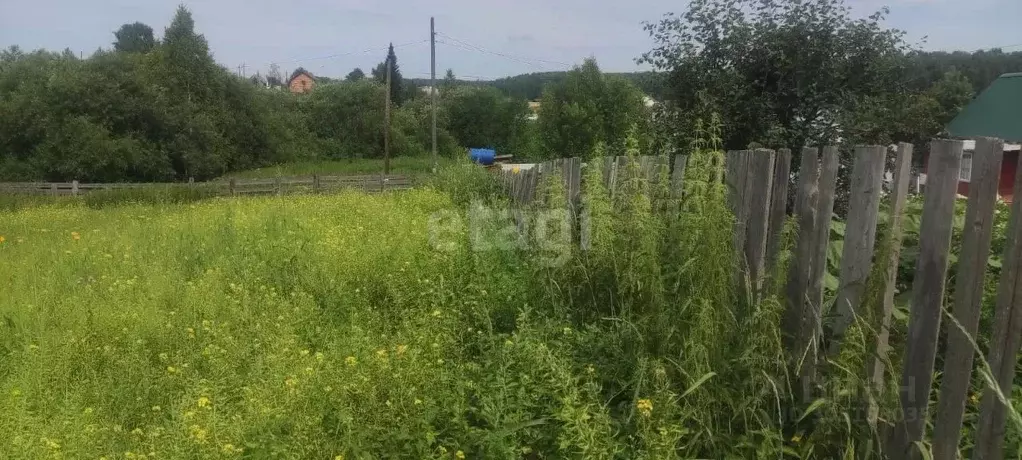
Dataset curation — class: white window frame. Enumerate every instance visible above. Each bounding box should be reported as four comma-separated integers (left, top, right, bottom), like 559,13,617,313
960,151,973,183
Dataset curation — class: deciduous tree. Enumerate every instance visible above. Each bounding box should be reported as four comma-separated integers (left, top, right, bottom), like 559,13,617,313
113,22,156,54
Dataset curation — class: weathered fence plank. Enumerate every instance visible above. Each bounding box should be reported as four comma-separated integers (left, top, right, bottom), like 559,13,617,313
891,139,963,459
798,145,840,393
726,150,753,278
671,154,687,199
744,149,776,298
867,142,914,426
974,142,1022,460
765,148,792,280
828,145,887,356
931,138,1003,460
784,148,820,359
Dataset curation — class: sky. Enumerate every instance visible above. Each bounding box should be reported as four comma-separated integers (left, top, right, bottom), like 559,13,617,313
2,0,1020,81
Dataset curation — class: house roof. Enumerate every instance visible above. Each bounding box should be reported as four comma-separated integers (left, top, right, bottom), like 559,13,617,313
947,73,1022,142
287,69,314,86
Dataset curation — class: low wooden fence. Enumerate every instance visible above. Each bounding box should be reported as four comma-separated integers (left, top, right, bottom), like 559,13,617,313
0,174,415,197
501,141,1021,459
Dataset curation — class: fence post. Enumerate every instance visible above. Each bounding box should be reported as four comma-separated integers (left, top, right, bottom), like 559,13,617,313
50,183,57,196
313,174,321,194
974,144,1022,460
745,149,776,299
795,145,840,394
828,146,886,356
71,180,79,197
275,176,282,196
671,154,687,200
188,177,194,186
867,142,914,426
229,178,236,197
891,139,963,459
932,137,1003,460
765,148,792,281
784,147,820,360
726,150,752,281
565,157,582,225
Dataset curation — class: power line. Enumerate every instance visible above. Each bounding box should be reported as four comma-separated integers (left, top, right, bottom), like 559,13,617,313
437,39,539,68
264,39,429,68
435,32,573,68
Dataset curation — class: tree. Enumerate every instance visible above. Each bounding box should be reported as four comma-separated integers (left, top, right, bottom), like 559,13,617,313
442,68,457,93
372,43,405,105
160,6,216,102
249,72,267,87
113,22,156,54
642,0,912,152
537,58,646,159
843,70,974,148
444,86,530,154
267,63,284,88
345,68,366,81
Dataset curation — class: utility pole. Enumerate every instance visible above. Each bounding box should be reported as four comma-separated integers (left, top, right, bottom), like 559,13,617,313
384,57,392,175
240,63,247,78
431,17,438,173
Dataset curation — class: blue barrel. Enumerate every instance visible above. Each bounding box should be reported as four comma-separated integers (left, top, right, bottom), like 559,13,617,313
468,148,496,165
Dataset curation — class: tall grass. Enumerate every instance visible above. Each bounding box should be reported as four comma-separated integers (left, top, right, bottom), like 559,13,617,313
223,156,455,179
3,125,1017,458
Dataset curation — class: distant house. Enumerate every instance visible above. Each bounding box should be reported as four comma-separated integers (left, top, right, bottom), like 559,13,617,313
939,73,1022,202
527,101,541,121
288,68,316,94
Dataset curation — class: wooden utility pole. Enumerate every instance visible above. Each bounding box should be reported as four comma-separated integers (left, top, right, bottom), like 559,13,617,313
431,17,438,173
384,57,392,175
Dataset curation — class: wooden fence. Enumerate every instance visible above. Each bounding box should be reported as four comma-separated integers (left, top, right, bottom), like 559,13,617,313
500,141,1021,459
0,174,414,197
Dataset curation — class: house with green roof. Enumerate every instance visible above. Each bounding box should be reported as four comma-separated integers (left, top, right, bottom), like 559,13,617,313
944,73,1022,202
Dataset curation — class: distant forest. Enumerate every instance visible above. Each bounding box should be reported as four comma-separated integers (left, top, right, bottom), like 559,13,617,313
411,49,1022,101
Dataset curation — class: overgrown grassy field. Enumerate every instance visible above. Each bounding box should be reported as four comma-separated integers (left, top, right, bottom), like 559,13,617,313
1,151,1018,458
224,157,456,180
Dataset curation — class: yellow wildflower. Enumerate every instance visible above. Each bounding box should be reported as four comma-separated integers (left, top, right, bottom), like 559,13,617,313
222,444,242,454
189,425,208,443
456,450,466,459
0,236,5,244
637,398,653,417
376,348,387,359
166,366,178,374
71,232,80,241
396,344,408,355
315,352,325,361
334,456,345,460
345,356,357,366
197,397,210,408
791,433,802,443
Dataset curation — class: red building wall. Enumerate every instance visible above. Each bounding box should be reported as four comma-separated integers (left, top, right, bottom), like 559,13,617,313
930,150,1018,202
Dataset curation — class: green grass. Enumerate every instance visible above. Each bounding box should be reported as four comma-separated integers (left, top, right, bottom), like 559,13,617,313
2,151,1018,459
224,157,458,179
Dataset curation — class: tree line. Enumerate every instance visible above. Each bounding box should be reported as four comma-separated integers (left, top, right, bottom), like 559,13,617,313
0,7,652,182
3,0,1022,183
